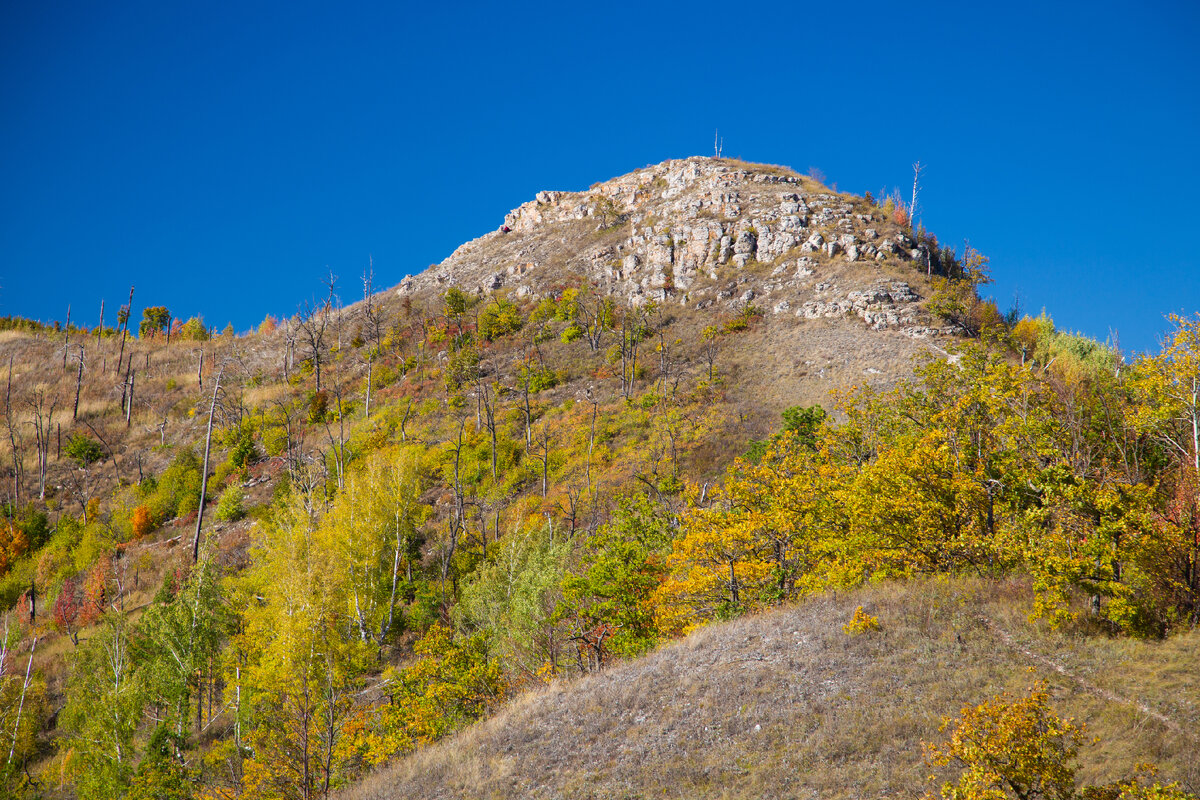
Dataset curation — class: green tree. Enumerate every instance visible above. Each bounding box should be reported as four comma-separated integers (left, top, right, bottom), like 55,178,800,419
457,524,567,677
139,306,171,338
60,615,143,800
558,495,673,668
135,555,228,737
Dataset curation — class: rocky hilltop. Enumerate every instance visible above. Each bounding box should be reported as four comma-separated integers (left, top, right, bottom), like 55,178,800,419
398,157,943,338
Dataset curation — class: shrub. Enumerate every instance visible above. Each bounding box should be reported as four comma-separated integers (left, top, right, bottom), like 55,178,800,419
478,299,524,341
144,450,203,523
843,606,881,635
308,391,329,423
215,485,245,523
227,430,258,469
924,681,1082,800
131,505,154,539
63,434,105,466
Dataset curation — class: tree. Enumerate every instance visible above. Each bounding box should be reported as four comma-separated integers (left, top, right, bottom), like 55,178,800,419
59,615,143,800
350,624,503,767
238,493,369,800
927,245,996,337
125,726,194,800
321,447,428,650
139,307,171,339
297,295,331,393
64,432,105,466
558,495,673,669
456,524,566,678
177,317,209,342
925,682,1197,800
1130,314,1200,481
924,682,1083,800
135,555,227,738
0,617,45,790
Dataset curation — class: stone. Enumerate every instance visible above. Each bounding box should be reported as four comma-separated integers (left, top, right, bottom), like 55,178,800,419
733,229,757,255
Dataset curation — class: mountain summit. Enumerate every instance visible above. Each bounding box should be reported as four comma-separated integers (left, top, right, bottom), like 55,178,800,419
402,157,940,336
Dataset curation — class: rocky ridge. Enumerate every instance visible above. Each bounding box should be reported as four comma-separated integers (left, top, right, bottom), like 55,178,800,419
398,157,944,338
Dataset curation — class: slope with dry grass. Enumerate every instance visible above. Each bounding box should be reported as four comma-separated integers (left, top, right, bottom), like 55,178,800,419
347,578,1200,800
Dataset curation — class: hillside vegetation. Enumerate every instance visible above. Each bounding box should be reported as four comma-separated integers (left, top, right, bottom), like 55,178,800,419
0,157,1195,799
346,578,1200,800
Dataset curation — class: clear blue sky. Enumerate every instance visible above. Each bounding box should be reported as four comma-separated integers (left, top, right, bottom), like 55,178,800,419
2,0,1197,354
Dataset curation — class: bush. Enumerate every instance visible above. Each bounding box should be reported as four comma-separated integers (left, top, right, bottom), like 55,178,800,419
478,299,524,341
131,506,154,539
843,606,881,635
144,450,203,523
215,485,245,523
228,430,258,469
308,391,329,423
63,434,105,466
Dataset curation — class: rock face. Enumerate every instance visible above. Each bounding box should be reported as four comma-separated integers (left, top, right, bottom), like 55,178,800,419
397,157,946,338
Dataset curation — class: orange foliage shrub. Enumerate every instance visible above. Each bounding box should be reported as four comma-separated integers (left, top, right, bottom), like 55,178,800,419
0,521,29,576
131,505,154,539
80,559,112,626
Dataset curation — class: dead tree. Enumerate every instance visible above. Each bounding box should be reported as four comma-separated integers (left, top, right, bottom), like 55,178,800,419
193,363,225,563
531,423,553,498
585,387,599,495
4,356,21,500
62,304,71,370
28,391,57,500
360,265,385,419
297,298,330,393
322,379,348,492
72,345,85,420
115,285,134,375
125,369,135,428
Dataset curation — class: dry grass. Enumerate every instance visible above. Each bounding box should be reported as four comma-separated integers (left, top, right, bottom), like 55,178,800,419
342,578,1199,800
244,382,290,409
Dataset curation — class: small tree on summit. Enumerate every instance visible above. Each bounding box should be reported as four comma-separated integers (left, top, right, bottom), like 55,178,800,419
139,307,171,339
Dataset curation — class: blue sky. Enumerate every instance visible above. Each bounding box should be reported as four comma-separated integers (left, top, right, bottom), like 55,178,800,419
2,0,1197,354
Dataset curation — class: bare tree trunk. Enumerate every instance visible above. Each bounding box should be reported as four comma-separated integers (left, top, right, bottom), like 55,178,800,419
97,299,104,347
365,359,372,419
73,346,84,420
121,363,131,416
5,356,20,500
911,160,923,237
193,365,224,563
29,393,56,500
125,370,135,428
587,395,598,495
399,397,412,442
6,635,38,768
62,304,71,370
197,347,204,390
116,285,134,375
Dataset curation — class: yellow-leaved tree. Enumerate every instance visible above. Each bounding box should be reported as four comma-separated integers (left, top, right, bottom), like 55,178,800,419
925,681,1197,800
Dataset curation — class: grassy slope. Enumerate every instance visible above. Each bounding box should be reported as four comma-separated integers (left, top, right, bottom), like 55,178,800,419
345,578,1200,800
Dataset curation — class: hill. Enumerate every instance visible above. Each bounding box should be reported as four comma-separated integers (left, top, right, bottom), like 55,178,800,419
0,155,1195,800
345,578,1200,799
